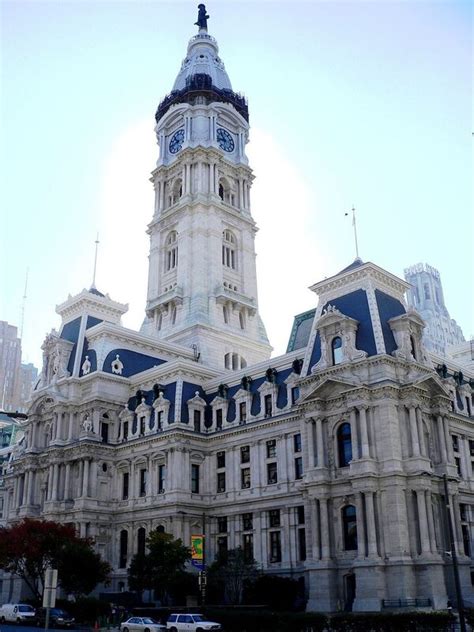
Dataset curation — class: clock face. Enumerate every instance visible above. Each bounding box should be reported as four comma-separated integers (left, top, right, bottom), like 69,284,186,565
169,129,185,154
216,128,235,152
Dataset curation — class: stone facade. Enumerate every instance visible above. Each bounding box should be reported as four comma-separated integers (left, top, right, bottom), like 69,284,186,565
2,12,474,613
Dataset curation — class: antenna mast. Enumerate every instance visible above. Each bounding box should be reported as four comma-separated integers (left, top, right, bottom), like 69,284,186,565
91,233,99,289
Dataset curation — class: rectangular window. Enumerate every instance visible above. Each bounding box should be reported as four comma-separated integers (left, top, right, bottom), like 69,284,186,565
456,457,462,478
296,505,305,525
469,440,474,457
191,464,200,494
462,524,471,556
241,445,250,463
452,435,459,452
216,408,223,430
293,433,302,453
243,533,253,561
266,439,276,458
139,469,147,496
269,531,281,562
291,387,299,405
193,409,201,432
158,464,166,493
242,513,253,531
101,422,109,443
269,509,281,527
217,451,226,468
264,394,273,417
267,462,278,485
298,528,307,561
294,457,303,480
123,421,129,440
217,516,228,533
241,467,251,489
460,503,468,521
139,416,146,435
217,471,226,493
122,472,129,500
217,536,228,555
239,401,247,423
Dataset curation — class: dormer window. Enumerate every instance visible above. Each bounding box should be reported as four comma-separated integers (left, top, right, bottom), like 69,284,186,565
222,230,236,269
165,231,178,271
331,336,343,365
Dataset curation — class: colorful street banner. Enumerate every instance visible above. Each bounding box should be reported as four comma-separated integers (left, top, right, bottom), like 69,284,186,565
191,534,205,570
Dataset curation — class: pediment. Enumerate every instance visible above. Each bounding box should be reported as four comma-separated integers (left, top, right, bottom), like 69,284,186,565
411,373,450,397
301,375,360,401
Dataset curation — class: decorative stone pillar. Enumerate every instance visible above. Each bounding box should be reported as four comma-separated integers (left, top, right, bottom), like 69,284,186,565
23,471,30,506
82,459,90,497
426,490,437,553
31,422,37,448
320,498,331,560
365,491,379,556
310,498,320,560
444,416,455,463
64,463,71,500
359,407,370,458
51,463,59,501
409,406,420,457
355,492,366,558
350,408,359,460
416,408,426,456
47,464,54,501
306,420,315,469
416,489,431,554
316,418,325,468
437,415,448,463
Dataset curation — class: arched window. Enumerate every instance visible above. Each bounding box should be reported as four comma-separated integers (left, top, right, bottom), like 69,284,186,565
219,183,224,200
337,422,352,467
137,527,146,557
342,505,358,550
119,530,128,568
331,336,343,365
165,231,178,271
171,178,183,205
222,230,236,269
223,305,229,324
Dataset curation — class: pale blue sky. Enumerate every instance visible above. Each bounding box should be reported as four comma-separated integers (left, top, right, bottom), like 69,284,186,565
1,0,472,369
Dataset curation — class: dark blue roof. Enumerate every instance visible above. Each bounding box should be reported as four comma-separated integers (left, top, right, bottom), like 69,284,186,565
88,287,105,297
337,258,365,275
287,309,316,352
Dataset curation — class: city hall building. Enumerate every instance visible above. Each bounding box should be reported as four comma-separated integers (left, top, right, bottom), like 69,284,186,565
3,6,474,612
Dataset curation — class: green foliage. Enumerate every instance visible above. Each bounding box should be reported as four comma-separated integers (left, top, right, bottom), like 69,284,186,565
0,518,110,600
207,547,259,605
329,611,454,632
464,608,474,626
127,531,190,604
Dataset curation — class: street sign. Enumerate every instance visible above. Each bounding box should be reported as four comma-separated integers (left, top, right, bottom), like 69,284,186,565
191,534,205,571
42,568,58,608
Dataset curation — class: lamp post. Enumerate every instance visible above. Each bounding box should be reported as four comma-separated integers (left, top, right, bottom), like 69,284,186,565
443,474,466,632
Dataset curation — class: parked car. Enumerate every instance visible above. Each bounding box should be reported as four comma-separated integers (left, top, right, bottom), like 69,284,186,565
0,603,36,624
35,607,75,628
166,613,222,632
120,617,167,632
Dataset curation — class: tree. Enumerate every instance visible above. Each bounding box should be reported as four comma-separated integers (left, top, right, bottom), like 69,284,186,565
208,547,259,605
0,518,110,600
128,531,190,605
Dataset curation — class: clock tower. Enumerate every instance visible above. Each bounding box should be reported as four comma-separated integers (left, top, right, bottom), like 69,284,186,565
142,7,272,369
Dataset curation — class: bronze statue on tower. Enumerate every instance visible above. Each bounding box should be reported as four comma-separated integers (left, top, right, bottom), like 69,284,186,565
195,4,209,30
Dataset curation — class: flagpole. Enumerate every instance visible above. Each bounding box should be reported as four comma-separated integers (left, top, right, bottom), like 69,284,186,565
345,206,360,260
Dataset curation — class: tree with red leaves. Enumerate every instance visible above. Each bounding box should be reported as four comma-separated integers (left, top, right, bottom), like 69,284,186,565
0,518,110,600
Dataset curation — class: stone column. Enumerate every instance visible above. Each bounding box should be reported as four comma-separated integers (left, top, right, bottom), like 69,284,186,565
416,489,431,554
64,463,71,500
129,460,135,498
90,461,98,498
306,420,315,469
51,463,59,501
320,498,331,560
281,508,290,565
437,415,448,463
47,464,54,501
416,408,426,456
355,492,366,558
56,412,63,441
316,418,325,468
409,406,420,457
426,490,437,553
359,407,370,458
310,498,320,560
31,422,37,448
444,416,455,463
366,492,379,556
82,459,90,497
68,412,74,441
350,408,359,460
78,460,84,497
280,435,289,484
462,436,471,478
23,471,30,506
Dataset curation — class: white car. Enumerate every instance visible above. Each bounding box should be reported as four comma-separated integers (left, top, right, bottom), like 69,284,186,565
120,617,167,632
166,613,222,632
